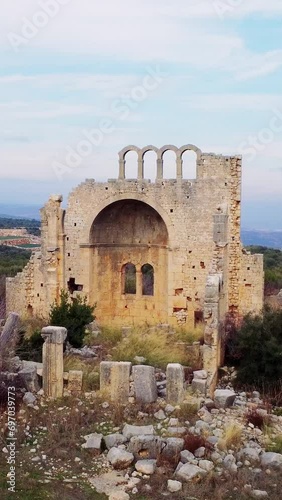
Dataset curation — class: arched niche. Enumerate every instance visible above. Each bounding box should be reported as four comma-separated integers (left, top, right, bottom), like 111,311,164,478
89,199,169,325
90,199,168,246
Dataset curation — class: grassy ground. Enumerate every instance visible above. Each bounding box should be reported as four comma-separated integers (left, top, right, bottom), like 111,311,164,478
1,394,282,499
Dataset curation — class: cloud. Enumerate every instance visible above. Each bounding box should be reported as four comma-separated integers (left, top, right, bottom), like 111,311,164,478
182,94,282,111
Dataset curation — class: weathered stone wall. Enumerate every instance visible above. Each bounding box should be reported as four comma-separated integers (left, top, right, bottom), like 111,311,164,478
6,251,45,318
5,145,264,333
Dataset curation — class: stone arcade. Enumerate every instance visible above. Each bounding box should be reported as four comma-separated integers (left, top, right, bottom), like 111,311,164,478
6,144,264,372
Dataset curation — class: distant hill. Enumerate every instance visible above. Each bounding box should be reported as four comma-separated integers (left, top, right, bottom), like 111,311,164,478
242,230,282,250
0,217,40,236
0,204,40,220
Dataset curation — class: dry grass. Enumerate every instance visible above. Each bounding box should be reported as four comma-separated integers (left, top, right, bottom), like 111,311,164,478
111,326,202,369
19,317,46,339
64,355,100,392
84,326,122,349
218,422,243,451
174,324,204,344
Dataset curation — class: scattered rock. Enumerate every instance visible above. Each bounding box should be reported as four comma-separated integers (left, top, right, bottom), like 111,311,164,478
122,424,155,439
82,433,103,451
128,435,162,460
176,463,207,481
23,392,36,405
167,479,182,493
107,448,134,469
261,452,282,469
214,389,236,409
154,409,166,420
135,459,156,475
104,434,127,450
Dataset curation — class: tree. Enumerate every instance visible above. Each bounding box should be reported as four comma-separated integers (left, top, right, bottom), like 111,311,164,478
49,290,95,348
227,306,282,388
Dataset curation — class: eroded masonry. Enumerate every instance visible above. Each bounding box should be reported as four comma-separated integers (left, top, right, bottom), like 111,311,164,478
6,144,264,370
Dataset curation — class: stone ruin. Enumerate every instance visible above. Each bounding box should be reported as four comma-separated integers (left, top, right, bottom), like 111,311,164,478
5,145,264,376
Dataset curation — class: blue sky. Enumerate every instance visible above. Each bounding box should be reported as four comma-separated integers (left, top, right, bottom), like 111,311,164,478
0,0,282,229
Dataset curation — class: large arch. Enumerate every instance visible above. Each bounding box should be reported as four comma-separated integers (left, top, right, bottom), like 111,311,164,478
80,191,174,247
90,199,169,246
89,199,169,325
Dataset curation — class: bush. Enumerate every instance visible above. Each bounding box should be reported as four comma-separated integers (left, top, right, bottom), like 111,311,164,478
266,435,282,454
49,290,95,348
226,307,282,388
245,410,269,430
16,329,43,362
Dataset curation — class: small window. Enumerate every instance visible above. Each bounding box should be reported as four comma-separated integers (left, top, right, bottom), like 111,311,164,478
122,263,136,294
141,264,154,296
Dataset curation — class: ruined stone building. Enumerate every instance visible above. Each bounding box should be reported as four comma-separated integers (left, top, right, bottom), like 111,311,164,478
6,144,264,369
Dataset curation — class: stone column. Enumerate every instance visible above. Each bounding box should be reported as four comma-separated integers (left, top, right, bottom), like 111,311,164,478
119,159,126,179
132,365,157,403
138,158,144,180
41,326,67,398
176,158,183,180
156,159,163,180
166,363,185,404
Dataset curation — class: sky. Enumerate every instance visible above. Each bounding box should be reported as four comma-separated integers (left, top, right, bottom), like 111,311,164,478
0,0,282,229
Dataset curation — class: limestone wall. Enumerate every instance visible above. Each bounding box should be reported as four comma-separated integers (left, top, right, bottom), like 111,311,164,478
5,145,264,330
6,251,45,318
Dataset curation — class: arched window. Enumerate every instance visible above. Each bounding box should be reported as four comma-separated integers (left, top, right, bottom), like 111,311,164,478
142,264,154,296
122,263,136,294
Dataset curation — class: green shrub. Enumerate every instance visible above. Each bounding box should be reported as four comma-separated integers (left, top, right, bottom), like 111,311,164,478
49,290,95,348
229,307,282,388
16,329,43,362
266,435,282,454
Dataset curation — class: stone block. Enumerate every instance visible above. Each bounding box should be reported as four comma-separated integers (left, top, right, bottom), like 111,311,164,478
82,433,103,451
18,366,40,393
166,363,185,404
214,389,236,408
193,370,208,380
104,434,127,450
176,463,207,481
191,378,207,395
132,365,157,403
107,448,134,469
135,459,156,475
122,424,155,440
68,370,83,392
162,438,184,461
100,361,131,403
128,435,162,459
